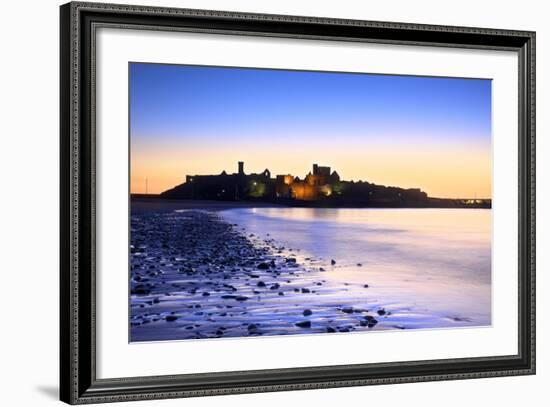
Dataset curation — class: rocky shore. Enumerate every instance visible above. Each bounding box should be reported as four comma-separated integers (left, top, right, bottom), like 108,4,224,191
130,210,391,341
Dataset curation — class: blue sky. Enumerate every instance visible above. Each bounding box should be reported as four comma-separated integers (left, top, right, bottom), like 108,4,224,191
129,62,492,198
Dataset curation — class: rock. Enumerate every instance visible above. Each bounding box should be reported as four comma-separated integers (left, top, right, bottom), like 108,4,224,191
202,292,210,296
363,284,369,288
338,327,350,333
331,259,336,265
270,283,280,290
221,295,236,299
257,262,270,270
286,258,297,263
303,309,313,316
364,316,378,328
295,321,311,328
247,324,258,331
257,281,266,287
301,288,310,293
235,296,249,301
165,315,178,322
377,309,386,316
326,327,336,333
341,307,354,314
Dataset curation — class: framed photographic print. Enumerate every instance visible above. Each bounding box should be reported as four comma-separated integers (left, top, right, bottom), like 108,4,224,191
60,1,536,404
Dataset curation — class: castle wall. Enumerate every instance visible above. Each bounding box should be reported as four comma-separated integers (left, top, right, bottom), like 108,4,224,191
166,162,428,204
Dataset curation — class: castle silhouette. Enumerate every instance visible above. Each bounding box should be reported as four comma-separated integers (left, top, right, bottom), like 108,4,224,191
161,161,431,206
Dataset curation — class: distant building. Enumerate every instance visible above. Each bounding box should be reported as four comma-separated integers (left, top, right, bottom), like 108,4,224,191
275,164,340,201
161,161,428,205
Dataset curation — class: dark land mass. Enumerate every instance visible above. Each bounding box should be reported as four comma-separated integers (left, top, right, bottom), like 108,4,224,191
156,162,491,209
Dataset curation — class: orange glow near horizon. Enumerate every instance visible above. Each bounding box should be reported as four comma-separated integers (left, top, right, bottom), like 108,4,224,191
129,64,492,200
130,138,491,199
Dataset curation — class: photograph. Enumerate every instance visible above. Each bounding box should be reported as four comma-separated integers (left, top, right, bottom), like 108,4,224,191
56,1,537,404
129,62,493,342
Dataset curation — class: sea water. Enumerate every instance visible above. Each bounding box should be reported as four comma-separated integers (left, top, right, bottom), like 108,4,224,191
219,208,492,329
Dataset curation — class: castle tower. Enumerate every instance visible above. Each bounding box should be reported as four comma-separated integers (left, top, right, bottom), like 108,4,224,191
238,161,244,175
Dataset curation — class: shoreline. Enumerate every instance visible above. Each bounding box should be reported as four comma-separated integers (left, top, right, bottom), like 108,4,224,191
130,205,490,342
130,196,491,215
130,210,387,342
131,197,284,214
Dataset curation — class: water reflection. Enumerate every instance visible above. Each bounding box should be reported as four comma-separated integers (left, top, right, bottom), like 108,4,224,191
220,208,492,328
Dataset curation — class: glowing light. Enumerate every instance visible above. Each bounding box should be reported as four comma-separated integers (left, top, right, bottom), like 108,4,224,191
320,184,332,197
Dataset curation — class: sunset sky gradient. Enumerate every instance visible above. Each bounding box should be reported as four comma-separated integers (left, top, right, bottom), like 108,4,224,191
130,63,492,198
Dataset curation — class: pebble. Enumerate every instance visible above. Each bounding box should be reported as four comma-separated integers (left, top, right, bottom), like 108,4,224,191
295,321,311,328
130,210,381,341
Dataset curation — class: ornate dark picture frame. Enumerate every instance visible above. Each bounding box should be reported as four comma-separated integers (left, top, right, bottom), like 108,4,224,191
60,2,536,404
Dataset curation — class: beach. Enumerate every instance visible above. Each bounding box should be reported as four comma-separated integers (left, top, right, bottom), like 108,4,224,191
130,197,282,214
130,199,491,342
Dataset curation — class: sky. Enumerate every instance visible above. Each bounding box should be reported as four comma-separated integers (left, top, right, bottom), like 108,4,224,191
130,62,492,198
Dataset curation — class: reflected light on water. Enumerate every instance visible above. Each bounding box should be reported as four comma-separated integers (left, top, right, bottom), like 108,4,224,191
220,208,492,328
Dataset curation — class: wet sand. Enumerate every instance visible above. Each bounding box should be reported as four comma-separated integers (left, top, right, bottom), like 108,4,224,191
130,199,490,342
130,209,387,342
131,197,282,215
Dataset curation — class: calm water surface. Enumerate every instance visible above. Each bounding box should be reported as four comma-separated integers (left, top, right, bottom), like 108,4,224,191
220,208,492,329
